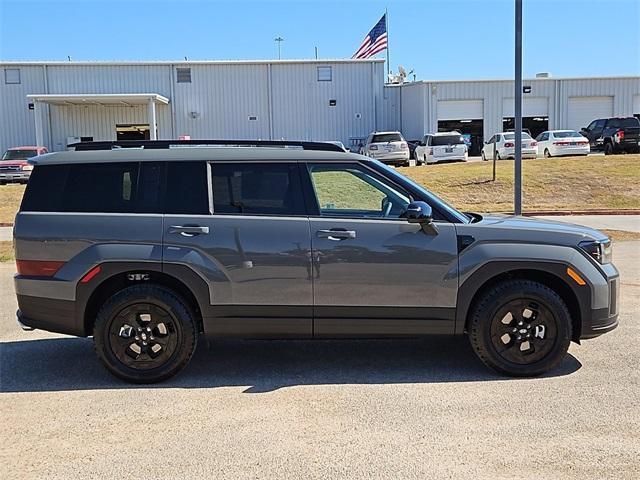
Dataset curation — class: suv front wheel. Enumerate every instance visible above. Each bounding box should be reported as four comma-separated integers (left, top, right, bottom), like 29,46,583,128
468,279,571,377
93,285,198,383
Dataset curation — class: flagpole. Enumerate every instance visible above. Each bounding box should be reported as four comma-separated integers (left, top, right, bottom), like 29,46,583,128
385,8,390,77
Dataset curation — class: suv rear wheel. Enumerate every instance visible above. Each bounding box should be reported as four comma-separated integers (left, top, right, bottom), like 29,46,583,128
93,284,198,383
604,142,614,155
468,279,571,377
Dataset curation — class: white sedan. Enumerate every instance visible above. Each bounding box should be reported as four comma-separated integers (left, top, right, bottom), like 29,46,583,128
535,130,590,157
481,132,538,160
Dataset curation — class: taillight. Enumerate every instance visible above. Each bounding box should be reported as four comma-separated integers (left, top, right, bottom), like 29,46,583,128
531,141,537,147
400,142,408,149
553,141,570,145
369,145,378,150
504,142,514,148
614,130,625,143
16,260,65,277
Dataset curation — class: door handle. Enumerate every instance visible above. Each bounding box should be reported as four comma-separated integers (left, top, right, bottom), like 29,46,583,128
169,225,210,236
316,229,356,241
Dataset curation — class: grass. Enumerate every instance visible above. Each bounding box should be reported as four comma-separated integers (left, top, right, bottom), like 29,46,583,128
0,184,25,224
398,153,640,213
0,241,14,262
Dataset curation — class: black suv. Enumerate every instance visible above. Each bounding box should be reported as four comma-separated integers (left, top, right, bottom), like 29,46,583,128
580,117,640,155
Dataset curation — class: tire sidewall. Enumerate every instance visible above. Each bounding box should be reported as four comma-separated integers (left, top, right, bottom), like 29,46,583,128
94,285,197,383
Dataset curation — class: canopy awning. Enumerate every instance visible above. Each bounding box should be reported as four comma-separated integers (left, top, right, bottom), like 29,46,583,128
26,93,169,106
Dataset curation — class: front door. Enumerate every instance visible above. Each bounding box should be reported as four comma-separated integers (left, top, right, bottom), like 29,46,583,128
304,162,459,336
162,161,313,337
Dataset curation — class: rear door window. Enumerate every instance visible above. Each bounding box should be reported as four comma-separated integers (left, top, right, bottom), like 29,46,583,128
210,163,305,216
165,161,209,215
371,133,402,143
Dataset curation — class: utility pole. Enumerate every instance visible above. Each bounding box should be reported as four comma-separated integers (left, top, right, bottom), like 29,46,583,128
514,0,523,215
274,36,284,60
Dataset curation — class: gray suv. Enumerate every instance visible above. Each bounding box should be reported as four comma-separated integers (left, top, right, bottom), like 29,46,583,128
14,140,619,383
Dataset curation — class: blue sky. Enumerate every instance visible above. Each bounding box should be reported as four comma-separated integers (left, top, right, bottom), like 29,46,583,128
1,0,638,80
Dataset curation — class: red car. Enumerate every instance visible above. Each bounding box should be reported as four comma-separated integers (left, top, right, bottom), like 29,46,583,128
0,146,48,184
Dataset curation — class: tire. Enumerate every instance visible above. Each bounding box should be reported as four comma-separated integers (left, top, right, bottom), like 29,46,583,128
604,142,613,155
544,148,552,158
481,151,486,161
468,279,571,377
496,152,501,160
93,284,198,383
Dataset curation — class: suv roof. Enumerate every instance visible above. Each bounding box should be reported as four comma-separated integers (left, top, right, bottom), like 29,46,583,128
32,145,357,166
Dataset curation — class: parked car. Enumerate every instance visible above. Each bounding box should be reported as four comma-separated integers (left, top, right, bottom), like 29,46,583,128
361,131,410,166
414,132,468,165
481,132,538,160
0,146,48,184
580,117,640,155
535,130,590,158
14,139,619,383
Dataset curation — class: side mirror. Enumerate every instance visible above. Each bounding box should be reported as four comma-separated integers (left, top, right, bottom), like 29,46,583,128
404,201,438,235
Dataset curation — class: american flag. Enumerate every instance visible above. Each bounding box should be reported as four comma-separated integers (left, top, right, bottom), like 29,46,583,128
352,14,388,59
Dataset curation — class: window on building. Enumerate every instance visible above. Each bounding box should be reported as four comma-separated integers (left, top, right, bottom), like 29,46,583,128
317,66,332,82
211,163,305,216
4,68,20,84
176,67,192,83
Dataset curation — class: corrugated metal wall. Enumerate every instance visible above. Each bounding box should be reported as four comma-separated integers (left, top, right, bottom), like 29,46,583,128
0,60,384,153
385,76,640,141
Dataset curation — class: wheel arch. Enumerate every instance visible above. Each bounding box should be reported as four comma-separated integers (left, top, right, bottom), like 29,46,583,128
457,262,588,342
78,262,210,336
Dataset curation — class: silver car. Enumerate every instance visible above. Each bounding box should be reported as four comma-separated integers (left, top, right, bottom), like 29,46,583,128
361,131,410,166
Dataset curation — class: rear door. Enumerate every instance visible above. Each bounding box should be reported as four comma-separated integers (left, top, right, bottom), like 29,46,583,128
303,161,459,336
162,160,313,337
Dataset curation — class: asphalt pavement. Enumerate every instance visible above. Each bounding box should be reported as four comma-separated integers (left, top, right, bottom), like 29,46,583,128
1,242,639,479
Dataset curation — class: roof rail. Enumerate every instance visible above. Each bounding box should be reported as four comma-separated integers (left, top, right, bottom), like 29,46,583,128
69,139,346,153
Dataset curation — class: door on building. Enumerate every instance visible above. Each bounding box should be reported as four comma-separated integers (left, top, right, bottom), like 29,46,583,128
116,124,151,141
502,117,549,138
437,119,484,156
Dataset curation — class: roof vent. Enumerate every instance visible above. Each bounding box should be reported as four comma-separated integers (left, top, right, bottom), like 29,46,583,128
535,72,551,78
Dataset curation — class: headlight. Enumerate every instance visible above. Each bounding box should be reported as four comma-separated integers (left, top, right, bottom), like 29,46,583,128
21,165,34,171
579,239,612,264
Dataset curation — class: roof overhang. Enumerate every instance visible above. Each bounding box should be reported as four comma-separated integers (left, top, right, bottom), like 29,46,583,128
26,93,169,106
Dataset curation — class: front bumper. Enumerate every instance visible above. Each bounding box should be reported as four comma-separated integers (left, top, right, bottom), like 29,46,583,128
580,270,620,340
0,171,30,182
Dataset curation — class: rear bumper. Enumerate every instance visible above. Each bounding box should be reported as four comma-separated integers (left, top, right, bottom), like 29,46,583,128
553,146,590,156
16,295,83,336
368,152,410,164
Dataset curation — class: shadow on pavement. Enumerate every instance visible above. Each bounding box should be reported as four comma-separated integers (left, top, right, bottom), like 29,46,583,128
0,336,582,393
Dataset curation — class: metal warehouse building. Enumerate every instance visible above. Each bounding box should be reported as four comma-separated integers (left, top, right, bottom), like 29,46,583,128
0,59,638,156
383,76,640,155
0,59,385,153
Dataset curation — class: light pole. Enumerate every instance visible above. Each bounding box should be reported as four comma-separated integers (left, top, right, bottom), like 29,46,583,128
274,36,284,60
514,0,523,215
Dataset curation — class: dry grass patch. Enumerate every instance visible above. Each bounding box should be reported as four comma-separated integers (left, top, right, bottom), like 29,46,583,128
0,184,26,224
398,154,640,213
0,241,14,262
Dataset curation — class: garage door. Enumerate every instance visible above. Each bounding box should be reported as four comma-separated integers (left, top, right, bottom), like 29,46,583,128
502,97,548,117
634,95,640,116
437,100,483,120
567,96,613,131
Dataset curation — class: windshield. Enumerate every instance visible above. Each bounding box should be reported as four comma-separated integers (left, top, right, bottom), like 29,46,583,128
432,135,465,146
2,149,38,161
553,131,582,138
374,161,470,223
503,133,532,140
372,133,402,143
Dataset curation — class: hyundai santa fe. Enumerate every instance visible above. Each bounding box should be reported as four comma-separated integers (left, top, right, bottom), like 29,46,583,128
13,140,619,383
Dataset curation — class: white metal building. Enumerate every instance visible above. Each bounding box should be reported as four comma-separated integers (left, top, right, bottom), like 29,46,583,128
0,59,385,153
383,76,640,155
0,59,638,156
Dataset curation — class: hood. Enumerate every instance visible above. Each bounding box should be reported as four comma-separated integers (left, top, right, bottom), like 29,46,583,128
462,214,609,247
0,159,29,167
